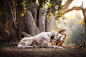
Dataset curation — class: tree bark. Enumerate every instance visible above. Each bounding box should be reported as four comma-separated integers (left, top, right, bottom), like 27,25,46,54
10,0,17,29
3,0,17,41
45,15,55,32
63,0,73,12
38,4,46,32
16,1,28,39
25,10,39,36
45,0,57,32
64,7,83,14
29,2,38,25
0,19,10,42
82,9,86,29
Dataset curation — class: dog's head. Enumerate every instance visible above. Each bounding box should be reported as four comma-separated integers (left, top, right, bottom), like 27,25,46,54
50,31,58,43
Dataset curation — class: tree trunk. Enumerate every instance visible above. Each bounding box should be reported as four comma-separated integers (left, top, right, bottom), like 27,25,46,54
17,1,28,39
25,10,39,36
82,9,86,29
3,0,17,41
45,0,57,32
45,15,55,32
10,0,17,29
0,19,10,42
38,4,46,32
29,2,38,25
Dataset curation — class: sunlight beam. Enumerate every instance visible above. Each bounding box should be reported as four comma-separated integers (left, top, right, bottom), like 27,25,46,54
68,0,82,9
83,0,86,8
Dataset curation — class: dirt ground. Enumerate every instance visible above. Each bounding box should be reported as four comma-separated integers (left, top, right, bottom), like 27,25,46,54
0,44,86,57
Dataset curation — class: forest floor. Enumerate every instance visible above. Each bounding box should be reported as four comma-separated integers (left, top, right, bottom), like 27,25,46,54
0,42,86,57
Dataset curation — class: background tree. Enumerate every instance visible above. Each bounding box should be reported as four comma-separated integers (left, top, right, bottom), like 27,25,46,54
0,0,63,43
1,0,86,43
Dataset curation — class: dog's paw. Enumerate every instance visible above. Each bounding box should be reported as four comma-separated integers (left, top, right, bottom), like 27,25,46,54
54,46,63,49
58,46,63,49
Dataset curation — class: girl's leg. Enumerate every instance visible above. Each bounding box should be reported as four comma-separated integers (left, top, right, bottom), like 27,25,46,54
57,40,64,46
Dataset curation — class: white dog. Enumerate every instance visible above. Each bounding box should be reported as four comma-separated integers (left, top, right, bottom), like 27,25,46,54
18,31,63,48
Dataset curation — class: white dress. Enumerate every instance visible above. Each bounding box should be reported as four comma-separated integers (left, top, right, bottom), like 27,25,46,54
58,33,65,40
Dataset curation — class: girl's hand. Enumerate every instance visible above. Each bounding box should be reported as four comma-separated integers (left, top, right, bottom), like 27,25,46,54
65,34,66,36
63,34,66,39
62,39,65,41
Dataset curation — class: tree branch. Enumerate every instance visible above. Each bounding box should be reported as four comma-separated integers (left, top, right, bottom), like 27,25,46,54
63,0,73,12
64,7,83,14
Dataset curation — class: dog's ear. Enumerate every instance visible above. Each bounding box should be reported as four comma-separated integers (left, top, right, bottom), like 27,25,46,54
50,35,54,42
51,35,54,39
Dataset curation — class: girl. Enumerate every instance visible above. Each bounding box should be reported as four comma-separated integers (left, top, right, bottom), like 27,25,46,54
53,27,67,46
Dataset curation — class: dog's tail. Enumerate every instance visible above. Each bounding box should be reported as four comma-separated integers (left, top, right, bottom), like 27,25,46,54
21,31,32,37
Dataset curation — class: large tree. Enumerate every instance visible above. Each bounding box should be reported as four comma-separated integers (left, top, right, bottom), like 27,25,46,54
0,0,63,42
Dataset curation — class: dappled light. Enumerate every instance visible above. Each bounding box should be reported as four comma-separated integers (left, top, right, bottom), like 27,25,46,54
55,10,86,46
54,0,86,48
0,0,86,57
